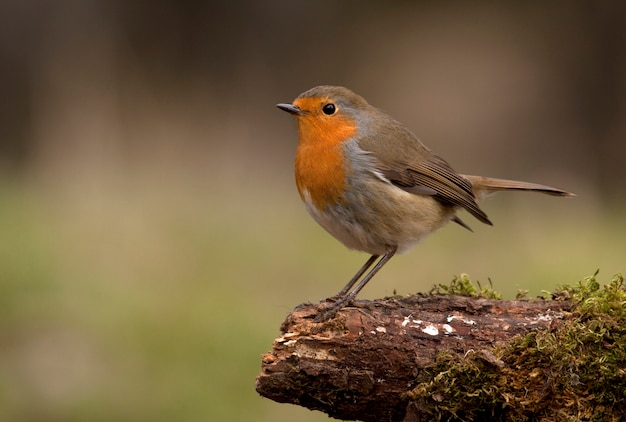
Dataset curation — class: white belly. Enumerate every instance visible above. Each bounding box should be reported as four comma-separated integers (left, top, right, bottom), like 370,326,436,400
301,183,455,256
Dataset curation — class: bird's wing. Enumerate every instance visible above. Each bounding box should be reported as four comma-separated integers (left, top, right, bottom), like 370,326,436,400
399,155,491,225
358,119,492,226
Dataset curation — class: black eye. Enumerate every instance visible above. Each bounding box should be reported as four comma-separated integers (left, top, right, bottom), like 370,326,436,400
322,103,336,115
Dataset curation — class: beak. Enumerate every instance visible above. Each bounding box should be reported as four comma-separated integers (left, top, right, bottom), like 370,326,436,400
276,103,303,115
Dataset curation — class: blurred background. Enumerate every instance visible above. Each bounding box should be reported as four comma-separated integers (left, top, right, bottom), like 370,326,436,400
0,1,624,420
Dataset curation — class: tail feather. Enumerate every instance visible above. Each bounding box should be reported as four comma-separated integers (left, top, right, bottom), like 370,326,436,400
464,175,575,200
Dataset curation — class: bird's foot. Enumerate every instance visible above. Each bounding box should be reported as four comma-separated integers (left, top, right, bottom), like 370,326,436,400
314,295,352,322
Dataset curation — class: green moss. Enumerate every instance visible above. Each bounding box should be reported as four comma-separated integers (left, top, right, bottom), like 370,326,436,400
407,272,626,421
429,273,502,300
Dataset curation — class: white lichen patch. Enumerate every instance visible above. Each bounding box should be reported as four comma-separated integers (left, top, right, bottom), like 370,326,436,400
402,315,463,337
447,315,477,325
422,324,439,336
531,310,564,324
534,313,554,323
402,315,423,328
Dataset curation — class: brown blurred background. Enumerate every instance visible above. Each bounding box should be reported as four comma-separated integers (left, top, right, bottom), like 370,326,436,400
0,1,624,421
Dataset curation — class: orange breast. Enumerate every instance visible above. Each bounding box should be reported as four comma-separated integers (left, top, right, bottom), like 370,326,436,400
294,109,357,211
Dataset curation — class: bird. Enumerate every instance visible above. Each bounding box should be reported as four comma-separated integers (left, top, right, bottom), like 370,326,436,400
277,85,574,321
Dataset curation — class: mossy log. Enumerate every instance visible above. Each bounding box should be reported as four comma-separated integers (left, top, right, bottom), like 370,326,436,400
255,295,573,421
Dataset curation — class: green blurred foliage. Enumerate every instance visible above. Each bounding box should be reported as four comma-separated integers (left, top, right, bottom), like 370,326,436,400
0,180,330,421
0,178,622,421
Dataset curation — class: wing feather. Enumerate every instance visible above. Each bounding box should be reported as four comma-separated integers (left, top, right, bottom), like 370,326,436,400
357,116,492,226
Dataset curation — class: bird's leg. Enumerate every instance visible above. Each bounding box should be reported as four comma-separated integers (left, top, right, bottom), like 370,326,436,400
326,254,379,302
315,245,397,322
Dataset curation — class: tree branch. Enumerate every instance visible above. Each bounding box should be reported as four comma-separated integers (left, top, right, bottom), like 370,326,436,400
255,295,572,421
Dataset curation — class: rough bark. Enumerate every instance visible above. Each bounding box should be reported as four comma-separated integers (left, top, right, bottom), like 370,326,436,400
255,295,572,421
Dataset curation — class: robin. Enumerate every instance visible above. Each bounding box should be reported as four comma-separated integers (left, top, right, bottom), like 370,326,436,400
277,85,574,321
